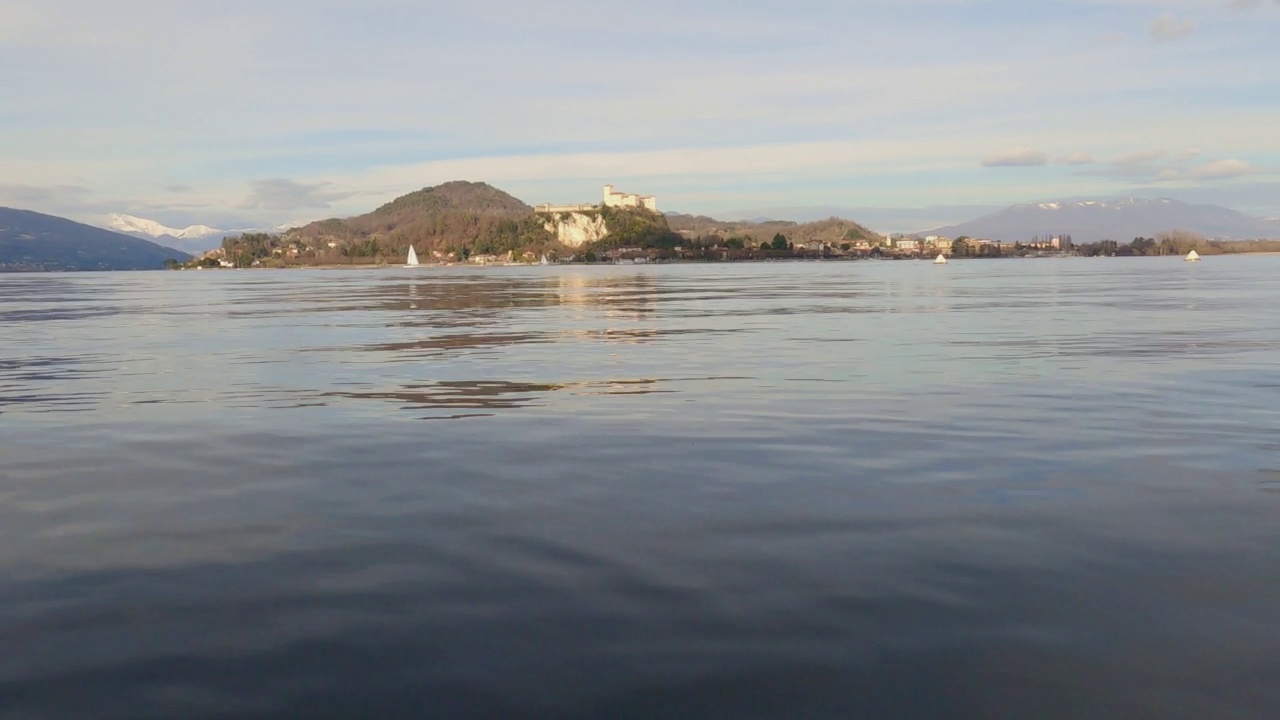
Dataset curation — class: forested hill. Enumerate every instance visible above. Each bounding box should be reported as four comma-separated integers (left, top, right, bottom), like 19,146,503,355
217,181,885,266
286,181,551,258
369,180,532,218
666,213,881,246
1,207,189,271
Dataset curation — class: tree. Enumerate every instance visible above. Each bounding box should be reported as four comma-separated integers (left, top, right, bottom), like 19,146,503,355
725,237,744,249
163,258,181,270
1130,237,1155,255
951,238,971,258
771,233,788,251
1158,230,1209,256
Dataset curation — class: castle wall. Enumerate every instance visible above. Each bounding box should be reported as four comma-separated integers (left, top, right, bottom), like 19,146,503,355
603,192,655,210
540,186,657,215
534,203,597,213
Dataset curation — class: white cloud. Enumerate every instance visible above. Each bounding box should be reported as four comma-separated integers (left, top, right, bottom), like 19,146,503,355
981,149,1050,167
1113,150,1169,165
0,183,98,212
1111,148,1172,170
240,179,360,212
1149,13,1196,42
1145,157,1262,182
1187,158,1260,179
1058,152,1097,165
1108,150,1169,177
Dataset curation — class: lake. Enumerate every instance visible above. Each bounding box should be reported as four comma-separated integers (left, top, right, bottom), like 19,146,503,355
2,258,1279,719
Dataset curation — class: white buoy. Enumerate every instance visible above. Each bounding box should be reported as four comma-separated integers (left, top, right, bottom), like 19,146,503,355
1185,249,1201,262
933,253,948,264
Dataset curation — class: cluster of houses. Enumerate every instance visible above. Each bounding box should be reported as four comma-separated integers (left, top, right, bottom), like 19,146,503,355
798,233,1065,257
666,232,1065,257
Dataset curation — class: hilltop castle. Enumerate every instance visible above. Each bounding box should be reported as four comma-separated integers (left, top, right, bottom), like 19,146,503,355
602,184,657,212
534,184,657,214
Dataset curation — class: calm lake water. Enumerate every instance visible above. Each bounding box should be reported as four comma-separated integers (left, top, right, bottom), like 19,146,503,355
2,258,1279,719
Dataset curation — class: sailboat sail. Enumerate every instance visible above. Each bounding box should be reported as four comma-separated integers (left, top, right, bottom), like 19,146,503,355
1185,249,1200,262
406,245,419,266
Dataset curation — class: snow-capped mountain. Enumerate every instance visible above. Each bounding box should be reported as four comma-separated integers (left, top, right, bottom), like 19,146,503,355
106,213,224,241
923,198,1279,243
101,214,311,253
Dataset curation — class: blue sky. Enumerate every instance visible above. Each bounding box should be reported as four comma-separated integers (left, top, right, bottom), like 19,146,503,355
1,0,1277,232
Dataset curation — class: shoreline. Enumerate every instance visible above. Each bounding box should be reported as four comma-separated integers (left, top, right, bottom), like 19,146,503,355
176,251,1280,271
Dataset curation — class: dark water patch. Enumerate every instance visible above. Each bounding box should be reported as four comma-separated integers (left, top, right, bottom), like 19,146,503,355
0,354,110,382
0,306,126,322
322,377,698,414
316,330,742,357
0,391,108,412
356,332,554,355
324,380,565,412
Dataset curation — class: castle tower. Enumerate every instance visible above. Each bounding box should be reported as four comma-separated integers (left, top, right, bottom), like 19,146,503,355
603,184,615,205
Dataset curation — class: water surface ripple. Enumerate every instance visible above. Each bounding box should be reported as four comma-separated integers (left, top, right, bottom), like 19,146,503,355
2,259,1279,719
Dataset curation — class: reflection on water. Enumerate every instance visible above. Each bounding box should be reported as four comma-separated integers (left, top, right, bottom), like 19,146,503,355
2,260,1280,719
327,378,686,419
327,380,565,414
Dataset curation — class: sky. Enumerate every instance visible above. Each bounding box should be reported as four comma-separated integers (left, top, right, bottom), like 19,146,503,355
1,0,1277,233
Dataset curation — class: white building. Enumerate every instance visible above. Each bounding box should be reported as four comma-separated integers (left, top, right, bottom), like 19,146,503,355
602,184,657,212
534,184,659,214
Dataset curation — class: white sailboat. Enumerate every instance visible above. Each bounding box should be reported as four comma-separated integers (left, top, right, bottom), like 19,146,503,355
540,254,549,266
406,245,420,267
1184,249,1201,262
933,253,948,264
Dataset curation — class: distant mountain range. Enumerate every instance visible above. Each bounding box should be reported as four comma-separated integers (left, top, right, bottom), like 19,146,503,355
711,205,1001,232
106,213,223,241
923,198,1279,243
102,213,296,254
665,213,879,247
709,198,1280,241
1,207,189,271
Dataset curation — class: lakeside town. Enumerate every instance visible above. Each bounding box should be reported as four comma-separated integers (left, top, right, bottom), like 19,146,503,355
184,231,1070,269
173,181,1274,271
